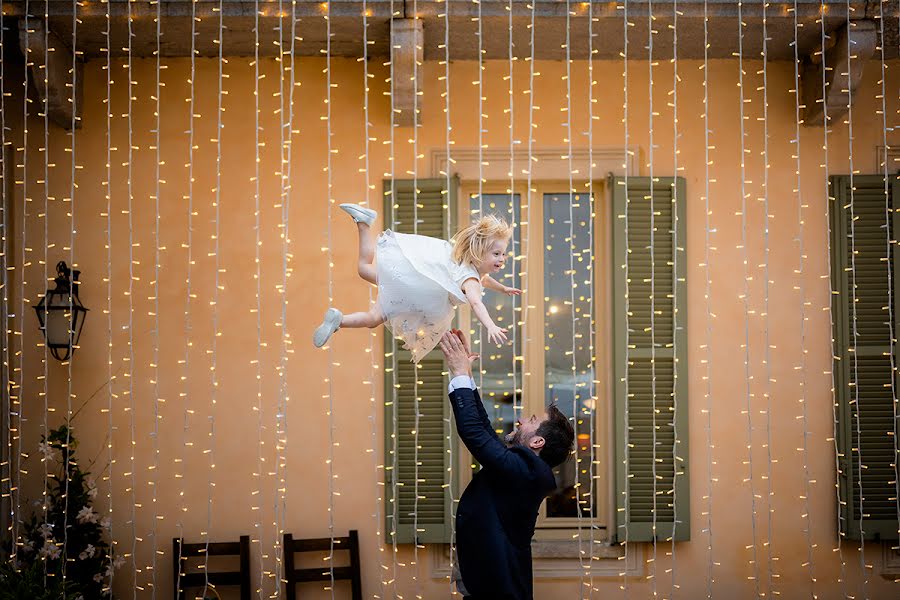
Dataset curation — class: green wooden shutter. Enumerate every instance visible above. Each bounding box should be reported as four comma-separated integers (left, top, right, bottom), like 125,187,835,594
612,176,689,543
383,177,458,544
830,174,900,541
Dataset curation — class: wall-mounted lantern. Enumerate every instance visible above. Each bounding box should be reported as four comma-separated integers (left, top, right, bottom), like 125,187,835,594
33,261,88,361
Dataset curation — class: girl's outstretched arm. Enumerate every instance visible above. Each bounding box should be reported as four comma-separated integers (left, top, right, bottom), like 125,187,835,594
462,279,508,345
481,275,521,296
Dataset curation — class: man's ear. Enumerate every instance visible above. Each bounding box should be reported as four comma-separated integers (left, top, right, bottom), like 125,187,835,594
528,435,545,451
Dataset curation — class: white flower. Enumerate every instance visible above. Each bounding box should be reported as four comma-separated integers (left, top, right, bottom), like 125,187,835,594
38,441,55,461
100,517,111,530
79,544,96,560
39,540,61,559
113,555,125,569
38,522,53,539
76,506,98,524
21,539,33,553
86,477,98,498
93,573,103,583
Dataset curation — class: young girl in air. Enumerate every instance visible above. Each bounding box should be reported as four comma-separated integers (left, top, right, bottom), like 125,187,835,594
313,203,521,362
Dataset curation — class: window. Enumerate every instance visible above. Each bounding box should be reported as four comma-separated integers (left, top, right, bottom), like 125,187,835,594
383,172,690,546
463,182,602,528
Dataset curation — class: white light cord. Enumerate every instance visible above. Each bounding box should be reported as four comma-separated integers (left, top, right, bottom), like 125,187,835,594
412,0,422,596
843,4,868,594
126,0,137,592
0,0,11,565
40,0,51,582
647,1,658,594
791,0,816,595
670,0,681,595
387,0,400,594
737,2,761,594
819,0,849,594
587,1,597,595
205,0,225,589
563,0,585,588
252,0,265,596
761,1,777,595
104,0,115,590
361,2,387,596
701,0,715,597
441,0,458,594
619,0,632,595
62,0,78,586
324,1,336,596
150,0,163,594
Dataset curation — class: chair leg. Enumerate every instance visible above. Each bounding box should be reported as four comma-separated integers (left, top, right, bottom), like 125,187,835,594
172,538,183,600
284,533,296,600
239,535,251,600
349,530,362,600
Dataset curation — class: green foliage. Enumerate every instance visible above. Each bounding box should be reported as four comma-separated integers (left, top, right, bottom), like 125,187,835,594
5,425,120,598
0,559,79,600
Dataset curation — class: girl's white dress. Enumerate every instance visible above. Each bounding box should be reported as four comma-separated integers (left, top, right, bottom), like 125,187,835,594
376,230,480,362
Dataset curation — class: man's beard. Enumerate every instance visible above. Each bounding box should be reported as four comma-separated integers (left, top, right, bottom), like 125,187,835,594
505,429,522,445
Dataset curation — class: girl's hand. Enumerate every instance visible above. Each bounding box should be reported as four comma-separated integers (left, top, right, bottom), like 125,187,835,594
487,325,508,346
503,286,522,296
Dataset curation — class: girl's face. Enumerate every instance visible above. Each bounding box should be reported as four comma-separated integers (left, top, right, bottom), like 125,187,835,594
480,238,509,273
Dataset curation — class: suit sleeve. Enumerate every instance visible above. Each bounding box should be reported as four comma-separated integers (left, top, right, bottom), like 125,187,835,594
449,387,528,477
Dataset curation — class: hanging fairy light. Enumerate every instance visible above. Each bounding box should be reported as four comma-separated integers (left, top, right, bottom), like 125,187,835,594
437,0,458,594
203,0,226,590
147,0,163,593
700,0,716,596
0,0,12,564
323,0,337,596
125,0,138,590
670,0,681,594
761,0,777,594
386,0,400,594
843,4,869,593
411,0,423,596
62,0,79,586
790,0,816,594
736,1,762,594
587,0,598,594
360,1,387,596
562,0,585,583
646,0,659,594
818,0,850,594
103,0,115,590
617,0,632,593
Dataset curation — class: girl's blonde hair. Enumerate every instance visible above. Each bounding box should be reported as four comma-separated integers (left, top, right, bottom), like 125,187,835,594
451,215,513,266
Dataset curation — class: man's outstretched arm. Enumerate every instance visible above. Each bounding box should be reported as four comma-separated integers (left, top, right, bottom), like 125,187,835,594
439,331,526,476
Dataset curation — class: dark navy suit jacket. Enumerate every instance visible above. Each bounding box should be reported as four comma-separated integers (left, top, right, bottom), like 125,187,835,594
449,385,557,600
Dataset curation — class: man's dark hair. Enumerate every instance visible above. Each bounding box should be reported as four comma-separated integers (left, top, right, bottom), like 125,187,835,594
536,404,575,468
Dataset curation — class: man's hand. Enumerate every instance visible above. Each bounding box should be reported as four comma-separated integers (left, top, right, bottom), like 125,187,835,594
439,330,479,378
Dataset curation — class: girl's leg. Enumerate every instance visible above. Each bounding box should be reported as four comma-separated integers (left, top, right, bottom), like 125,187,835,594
356,222,377,285
341,305,385,329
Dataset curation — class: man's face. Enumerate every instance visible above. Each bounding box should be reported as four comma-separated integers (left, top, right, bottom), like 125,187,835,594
506,412,548,446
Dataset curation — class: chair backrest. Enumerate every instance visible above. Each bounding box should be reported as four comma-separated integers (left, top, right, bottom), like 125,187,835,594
173,536,251,600
283,530,361,600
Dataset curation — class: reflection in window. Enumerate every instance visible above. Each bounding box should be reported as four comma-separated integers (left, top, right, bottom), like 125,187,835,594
468,194,521,443
543,193,595,519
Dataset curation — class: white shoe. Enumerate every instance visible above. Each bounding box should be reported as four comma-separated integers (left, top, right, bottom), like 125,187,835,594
313,308,343,348
339,203,377,226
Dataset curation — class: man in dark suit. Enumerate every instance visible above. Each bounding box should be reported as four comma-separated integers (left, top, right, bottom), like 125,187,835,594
438,330,575,600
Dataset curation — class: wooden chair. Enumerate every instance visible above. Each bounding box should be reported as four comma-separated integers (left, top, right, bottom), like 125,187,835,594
173,536,251,600
284,530,362,600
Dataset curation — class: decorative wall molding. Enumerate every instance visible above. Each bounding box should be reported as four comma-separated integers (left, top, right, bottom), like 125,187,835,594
880,542,900,579
430,147,638,182
429,539,643,580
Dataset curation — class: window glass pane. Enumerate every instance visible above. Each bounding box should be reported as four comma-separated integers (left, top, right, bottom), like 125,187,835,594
543,192,596,519
468,194,521,442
